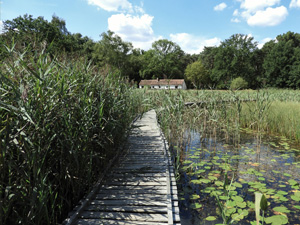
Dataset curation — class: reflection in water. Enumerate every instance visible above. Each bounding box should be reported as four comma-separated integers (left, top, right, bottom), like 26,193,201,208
171,130,300,225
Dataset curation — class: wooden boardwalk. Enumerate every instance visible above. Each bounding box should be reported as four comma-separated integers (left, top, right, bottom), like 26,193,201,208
64,110,181,225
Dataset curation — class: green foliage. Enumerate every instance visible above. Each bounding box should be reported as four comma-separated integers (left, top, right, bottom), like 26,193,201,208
139,39,185,79
211,34,258,89
185,60,210,89
0,44,142,224
230,77,248,90
263,32,300,88
1,14,95,59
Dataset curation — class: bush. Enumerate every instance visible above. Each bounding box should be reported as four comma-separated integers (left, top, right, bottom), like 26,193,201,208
230,77,248,90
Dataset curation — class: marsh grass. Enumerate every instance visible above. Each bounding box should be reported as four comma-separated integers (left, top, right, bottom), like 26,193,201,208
0,45,143,224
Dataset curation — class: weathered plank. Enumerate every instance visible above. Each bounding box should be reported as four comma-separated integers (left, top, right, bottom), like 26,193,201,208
76,219,168,225
80,211,168,222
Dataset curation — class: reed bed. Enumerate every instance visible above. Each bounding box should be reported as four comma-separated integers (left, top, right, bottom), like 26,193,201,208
0,45,143,225
140,88,300,143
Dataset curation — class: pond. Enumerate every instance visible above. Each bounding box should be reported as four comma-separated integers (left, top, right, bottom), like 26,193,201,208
171,129,300,225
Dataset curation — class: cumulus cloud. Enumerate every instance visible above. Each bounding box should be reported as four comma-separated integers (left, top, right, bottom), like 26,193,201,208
257,37,273,48
290,0,300,8
240,0,280,12
214,3,227,11
108,13,159,49
232,0,288,26
86,0,132,12
247,6,288,26
170,33,221,54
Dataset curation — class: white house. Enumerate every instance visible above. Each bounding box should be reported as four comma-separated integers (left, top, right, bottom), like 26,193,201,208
139,79,187,90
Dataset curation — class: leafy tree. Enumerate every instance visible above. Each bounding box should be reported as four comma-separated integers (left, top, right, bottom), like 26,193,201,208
200,46,219,88
211,34,258,89
92,31,134,77
263,32,300,88
185,61,210,89
140,39,185,79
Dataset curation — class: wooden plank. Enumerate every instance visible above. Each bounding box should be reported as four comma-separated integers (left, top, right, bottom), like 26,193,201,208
110,173,167,177
76,219,168,225
85,205,168,213
80,211,168,222
108,177,167,182
95,194,167,200
89,200,167,207
104,181,167,186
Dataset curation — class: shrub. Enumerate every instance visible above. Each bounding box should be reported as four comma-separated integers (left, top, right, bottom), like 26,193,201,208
230,77,248,90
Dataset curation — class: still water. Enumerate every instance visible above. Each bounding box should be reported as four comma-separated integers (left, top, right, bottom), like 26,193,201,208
170,130,300,224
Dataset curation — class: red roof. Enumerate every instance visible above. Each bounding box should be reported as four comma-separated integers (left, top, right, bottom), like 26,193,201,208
139,79,185,86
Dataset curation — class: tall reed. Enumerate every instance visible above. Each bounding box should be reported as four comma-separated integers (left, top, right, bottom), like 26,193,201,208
0,44,142,224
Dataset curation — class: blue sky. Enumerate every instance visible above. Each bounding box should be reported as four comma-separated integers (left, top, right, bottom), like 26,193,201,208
1,0,300,53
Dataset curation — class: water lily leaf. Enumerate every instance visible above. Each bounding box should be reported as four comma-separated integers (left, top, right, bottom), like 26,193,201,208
236,201,247,208
291,192,300,201
293,205,300,209
183,160,193,164
233,182,243,188
205,216,217,221
191,203,202,209
232,196,243,202
283,173,291,177
288,179,298,186
208,175,218,181
277,191,288,196
199,178,211,184
190,194,200,200
273,206,290,213
265,215,288,225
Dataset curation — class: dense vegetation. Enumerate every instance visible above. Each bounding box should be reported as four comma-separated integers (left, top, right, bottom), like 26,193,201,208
1,14,300,89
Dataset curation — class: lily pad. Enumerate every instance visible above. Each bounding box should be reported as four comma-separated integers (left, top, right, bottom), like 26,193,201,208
191,203,202,209
205,216,217,221
265,215,288,225
273,206,290,213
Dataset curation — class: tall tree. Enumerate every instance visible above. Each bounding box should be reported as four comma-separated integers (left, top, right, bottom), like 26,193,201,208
185,60,210,89
263,32,300,88
93,31,132,74
140,39,185,79
211,34,258,89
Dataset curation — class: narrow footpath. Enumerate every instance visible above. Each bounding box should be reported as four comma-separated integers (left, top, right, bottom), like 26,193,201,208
64,110,181,225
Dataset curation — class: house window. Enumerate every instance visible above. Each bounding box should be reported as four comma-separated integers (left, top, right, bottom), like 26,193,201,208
175,86,178,89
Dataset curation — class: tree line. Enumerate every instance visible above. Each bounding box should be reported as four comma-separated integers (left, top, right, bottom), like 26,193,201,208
1,14,300,89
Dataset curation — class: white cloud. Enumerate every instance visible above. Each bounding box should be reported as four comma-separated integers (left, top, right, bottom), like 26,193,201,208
233,9,239,16
108,13,159,50
170,33,221,54
290,0,300,8
231,18,241,23
233,0,288,26
247,6,288,26
240,0,280,12
257,37,273,48
214,3,227,11
87,0,132,12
